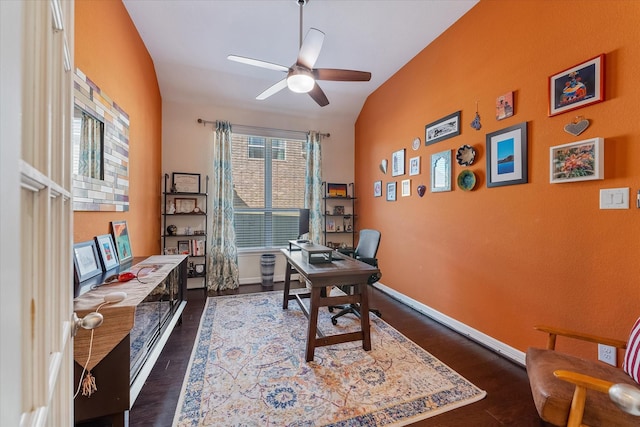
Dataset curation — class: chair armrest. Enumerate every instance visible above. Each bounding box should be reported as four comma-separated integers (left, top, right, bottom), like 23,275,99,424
554,369,614,394
534,325,627,350
356,257,377,267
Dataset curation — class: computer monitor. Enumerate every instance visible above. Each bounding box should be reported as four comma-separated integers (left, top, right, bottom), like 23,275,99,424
298,208,310,238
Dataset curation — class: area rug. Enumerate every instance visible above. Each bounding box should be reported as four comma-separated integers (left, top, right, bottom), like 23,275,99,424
173,291,486,426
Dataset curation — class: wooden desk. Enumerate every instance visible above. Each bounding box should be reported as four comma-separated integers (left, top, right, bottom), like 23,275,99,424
281,246,380,361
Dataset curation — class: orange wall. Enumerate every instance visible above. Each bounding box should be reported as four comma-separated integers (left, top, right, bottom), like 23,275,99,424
74,0,162,256
355,0,640,359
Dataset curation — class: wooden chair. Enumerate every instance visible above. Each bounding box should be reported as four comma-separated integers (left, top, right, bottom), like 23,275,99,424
526,325,640,426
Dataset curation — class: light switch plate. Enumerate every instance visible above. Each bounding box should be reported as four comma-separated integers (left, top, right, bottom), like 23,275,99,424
599,187,629,209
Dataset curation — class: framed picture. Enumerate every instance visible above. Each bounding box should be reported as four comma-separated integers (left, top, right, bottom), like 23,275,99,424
550,137,604,183
373,180,382,197
172,172,201,193
401,179,411,197
175,197,197,213
430,150,452,192
548,54,604,116
327,183,348,197
73,240,102,283
425,111,461,145
391,149,405,176
94,234,119,271
496,91,514,120
409,156,420,176
486,122,528,188
177,240,190,255
326,219,335,232
333,206,345,215
110,220,133,264
386,182,396,201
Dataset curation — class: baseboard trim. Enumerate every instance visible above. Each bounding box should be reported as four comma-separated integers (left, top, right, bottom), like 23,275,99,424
372,281,526,366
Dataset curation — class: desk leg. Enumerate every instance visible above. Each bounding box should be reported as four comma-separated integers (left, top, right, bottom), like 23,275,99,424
359,283,372,352
305,287,321,362
283,261,292,309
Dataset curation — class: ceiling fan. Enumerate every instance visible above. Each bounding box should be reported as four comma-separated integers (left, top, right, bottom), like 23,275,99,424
227,0,371,107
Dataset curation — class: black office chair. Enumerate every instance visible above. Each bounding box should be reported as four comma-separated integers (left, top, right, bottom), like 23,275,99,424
330,229,382,325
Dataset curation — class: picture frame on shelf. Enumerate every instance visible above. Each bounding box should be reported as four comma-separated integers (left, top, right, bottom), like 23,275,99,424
430,150,452,192
327,183,348,197
94,234,119,271
333,206,345,215
326,219,336,232
177,240,190,255
401,179,411,197
425,111,461,145
391,149,405,176
550,137,604,183
172,172,201,193
386,182,396,201
409,156,420,176
175,197,197,213
548,54,604,116
373,180,382,197
73,240,102,283
164,247,178,255
486,122,528,188
110,220,133,264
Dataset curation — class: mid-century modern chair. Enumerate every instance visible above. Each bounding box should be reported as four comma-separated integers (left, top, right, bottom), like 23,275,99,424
329,229,381,325
526,320,640,426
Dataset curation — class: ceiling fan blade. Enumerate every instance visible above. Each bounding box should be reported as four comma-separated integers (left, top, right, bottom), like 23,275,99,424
314,68,372,82
228,55,289,73
256,78,288,100
297,28,325,69
308,83,329,107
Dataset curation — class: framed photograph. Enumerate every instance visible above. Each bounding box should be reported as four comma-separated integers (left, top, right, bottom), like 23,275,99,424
175,197,197,213
401,179,411,197
549,54,604,116
550,137,604,183
373,180,382,197
177,240,190,255
425,111,461,145
409,156,420,176
172,172,201,193
333,206,345,215
391,149,405,176
110,220,133,264
386,182,396,201
94,234,119,271
486,122,528,188
327,183,348,197
430,150,452,192
73,240,102,283
326,218,335,232
496,91,514,120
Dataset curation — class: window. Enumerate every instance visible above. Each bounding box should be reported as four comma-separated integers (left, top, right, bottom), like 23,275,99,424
72,106,104,180
232,132,306,249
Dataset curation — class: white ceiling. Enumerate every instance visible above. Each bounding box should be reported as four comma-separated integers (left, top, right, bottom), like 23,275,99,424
123,0,478,123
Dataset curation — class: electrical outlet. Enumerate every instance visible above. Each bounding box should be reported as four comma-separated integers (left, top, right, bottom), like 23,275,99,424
598,344,617,366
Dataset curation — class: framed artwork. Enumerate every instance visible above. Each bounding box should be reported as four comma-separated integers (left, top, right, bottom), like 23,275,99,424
110,220,133,264
548,54,604,116
391,149,405,177
496,92,514,120
327,183,348,197
94,234,119,271
550,137,604,183
326,218,336,232
73,240,102,283
386,182,396,201
409,156,420,176
177,240,190,255
175,197,197,213
430,150,452,193
373,180,382,197
401,179,411,197
486,122,528,188
425,111,461,145
172,172,201,193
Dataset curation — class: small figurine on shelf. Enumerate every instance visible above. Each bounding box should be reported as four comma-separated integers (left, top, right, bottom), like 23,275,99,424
168,201,176,214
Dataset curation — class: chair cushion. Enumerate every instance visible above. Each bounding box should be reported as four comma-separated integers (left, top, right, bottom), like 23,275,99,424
526,347,639,426
623,317,640,383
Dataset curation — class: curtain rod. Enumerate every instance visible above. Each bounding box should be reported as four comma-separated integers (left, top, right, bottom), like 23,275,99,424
196,118,330,138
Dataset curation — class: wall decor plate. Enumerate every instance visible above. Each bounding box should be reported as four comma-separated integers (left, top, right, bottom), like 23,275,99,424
412,137,421,150
457,170,476,191
456,144,476,166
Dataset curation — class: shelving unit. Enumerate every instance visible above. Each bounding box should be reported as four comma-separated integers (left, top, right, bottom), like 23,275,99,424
323,182,356,253
162,173,209,289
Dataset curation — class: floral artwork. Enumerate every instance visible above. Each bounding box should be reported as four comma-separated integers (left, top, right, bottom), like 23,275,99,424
550,138,604,183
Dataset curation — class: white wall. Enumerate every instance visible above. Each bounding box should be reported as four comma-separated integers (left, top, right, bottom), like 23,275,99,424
162,99,355,285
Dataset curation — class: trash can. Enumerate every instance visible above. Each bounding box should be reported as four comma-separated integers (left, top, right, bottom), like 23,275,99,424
260,254,276,288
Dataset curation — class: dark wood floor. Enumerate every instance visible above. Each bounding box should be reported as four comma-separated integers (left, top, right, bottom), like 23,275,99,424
129,282,552,426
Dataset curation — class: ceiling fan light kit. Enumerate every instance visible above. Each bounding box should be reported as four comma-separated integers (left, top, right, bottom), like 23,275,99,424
287,67,315,93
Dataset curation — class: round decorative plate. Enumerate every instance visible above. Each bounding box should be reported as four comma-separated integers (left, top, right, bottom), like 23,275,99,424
456,144,476,166
412,137,421,150
457,170,476,191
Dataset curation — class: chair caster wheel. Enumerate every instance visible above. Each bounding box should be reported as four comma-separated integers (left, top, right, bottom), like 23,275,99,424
328,307,334,313
331,318,338,325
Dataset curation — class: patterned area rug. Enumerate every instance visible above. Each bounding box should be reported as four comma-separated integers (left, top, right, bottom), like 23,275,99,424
173,291,486,426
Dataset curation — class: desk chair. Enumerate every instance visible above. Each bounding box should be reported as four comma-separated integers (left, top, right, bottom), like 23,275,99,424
330,229,381,325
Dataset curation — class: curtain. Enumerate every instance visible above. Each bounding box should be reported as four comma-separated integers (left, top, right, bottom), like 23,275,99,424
207,121,239,291
78,111,101,179
304,131,323,243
